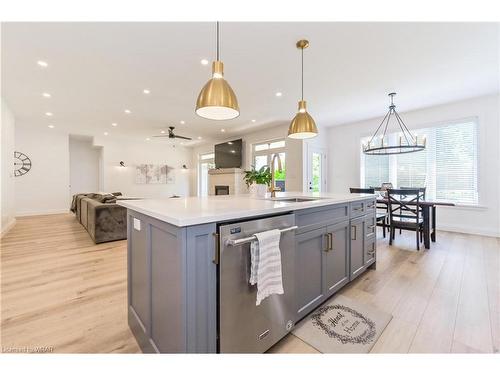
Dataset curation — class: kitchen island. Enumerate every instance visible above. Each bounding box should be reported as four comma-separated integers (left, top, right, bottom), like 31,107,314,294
118,192,377,353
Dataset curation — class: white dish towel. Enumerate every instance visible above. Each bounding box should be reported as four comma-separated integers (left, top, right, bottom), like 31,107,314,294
249,229,284,306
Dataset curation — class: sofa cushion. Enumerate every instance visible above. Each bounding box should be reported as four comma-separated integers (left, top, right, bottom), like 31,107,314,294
85,199,126,243
93,193,117,204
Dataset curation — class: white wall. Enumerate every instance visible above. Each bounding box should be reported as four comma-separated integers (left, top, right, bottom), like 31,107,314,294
69,136,101,195
327,94,500,237
15,126,71,216
95,136,192,198
1,98,16,235
190,123,304,195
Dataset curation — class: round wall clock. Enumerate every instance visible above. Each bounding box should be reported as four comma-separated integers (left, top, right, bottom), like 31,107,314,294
14,151,32,177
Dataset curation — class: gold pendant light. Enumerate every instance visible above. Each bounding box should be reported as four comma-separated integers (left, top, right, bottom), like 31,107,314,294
195,22,239,120
288,39,318,139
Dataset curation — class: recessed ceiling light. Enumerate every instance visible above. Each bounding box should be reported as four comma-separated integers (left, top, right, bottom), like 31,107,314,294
180,120,185,125
48,125,55,129
221,128,225,132
146,138,151,141
104,132,109,136
124,109,131,114
160,130,166,134
251,119,256,123
143,89,150,94
42,92,51,98
37,60,48,68
45,112,53,116
112,123,117,127
275,92,283,97
180,142,185,145
201,59,209,65
197,136,202,140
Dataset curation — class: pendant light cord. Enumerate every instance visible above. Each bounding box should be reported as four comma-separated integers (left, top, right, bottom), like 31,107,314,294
301,47,304,101
216,21,220,61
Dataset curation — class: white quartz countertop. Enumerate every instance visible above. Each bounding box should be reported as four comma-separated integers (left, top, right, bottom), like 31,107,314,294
117,192,375,227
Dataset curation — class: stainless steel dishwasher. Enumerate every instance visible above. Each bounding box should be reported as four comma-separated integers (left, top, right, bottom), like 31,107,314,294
218,213,296,353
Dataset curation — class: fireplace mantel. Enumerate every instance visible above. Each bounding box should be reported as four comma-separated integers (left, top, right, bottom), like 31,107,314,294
208,168,247,195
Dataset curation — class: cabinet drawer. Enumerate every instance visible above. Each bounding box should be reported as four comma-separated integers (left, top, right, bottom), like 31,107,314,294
350,200,366,218
296,204,349,234
364,238,376,266
365,199,376,215
350,199,376,218
365,214,376,240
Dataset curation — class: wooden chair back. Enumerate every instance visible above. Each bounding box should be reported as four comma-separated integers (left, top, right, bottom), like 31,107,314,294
350,188,375,194
387,189,421,226
400,187,426,200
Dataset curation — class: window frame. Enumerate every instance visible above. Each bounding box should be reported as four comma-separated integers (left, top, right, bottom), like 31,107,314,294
251,138,287,191
359,117,480,206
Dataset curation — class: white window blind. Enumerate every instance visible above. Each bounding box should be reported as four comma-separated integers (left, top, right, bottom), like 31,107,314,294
361,120,478,205
364,154,390,188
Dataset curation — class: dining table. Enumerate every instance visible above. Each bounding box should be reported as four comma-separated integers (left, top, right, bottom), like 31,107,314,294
376,197,455,249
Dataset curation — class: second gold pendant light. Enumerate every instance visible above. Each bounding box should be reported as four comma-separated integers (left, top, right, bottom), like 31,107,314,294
195,22,240,120
288,39,318,139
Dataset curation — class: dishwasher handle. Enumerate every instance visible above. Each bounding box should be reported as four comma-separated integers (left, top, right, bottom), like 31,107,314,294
225,225,298,247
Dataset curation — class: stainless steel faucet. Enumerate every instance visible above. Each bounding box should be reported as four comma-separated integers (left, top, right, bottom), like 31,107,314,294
270,153,283,198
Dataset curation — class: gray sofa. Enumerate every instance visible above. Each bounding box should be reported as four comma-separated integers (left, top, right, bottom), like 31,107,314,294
71,193,127,244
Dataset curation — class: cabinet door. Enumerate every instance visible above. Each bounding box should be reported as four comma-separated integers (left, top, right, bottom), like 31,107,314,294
150,224,185,353
324,221,349,297
129,215,150,335
350,216,365,280
295,227,327,319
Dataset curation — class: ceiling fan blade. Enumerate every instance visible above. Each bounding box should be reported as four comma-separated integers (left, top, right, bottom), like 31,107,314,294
174,135,192,140
152,135,171,137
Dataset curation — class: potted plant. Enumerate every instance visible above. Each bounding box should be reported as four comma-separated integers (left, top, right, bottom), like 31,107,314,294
243,165,272,198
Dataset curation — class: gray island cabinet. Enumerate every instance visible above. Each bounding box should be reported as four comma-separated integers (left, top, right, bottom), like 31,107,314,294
120,194,377,353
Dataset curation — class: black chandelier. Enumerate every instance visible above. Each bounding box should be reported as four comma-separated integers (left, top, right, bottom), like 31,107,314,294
363,92,426,155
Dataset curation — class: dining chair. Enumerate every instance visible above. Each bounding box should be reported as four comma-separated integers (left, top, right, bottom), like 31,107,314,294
400,186,426,200
350,187,388,238
349,188,374,194
387,189,424,250
397,187,426,235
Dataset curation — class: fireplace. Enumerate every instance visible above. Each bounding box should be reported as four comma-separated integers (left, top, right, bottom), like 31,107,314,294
215,185,230,195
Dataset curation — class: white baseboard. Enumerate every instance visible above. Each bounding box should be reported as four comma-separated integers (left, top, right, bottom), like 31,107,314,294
16,209,70,217
1,218,17,238
438,224,500,238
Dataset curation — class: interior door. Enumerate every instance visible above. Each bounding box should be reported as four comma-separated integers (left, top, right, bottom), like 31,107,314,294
307,146,327,193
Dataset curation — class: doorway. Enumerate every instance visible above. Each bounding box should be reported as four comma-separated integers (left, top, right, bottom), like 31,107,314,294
69,135,101,196
306,146,327,193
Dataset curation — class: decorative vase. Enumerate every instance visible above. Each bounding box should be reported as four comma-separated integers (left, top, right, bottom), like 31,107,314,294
250,183,268,198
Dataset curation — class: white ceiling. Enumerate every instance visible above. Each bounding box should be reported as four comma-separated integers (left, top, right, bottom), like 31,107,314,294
2,22,499,145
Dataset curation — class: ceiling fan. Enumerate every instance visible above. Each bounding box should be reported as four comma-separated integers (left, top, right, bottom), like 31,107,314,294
153,126,192,140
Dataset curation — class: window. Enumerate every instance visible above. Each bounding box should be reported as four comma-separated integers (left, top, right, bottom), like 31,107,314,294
360,120,478,205
198,152,215,196
252,139,286,191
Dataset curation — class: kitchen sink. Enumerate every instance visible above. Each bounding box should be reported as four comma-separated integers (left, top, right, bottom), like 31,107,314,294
268,197,323,202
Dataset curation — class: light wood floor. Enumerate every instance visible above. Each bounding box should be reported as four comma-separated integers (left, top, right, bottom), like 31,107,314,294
1,214,498,353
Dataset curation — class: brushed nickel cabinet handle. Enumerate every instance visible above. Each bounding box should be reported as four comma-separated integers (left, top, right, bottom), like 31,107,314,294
212,233,220,265
351,225,357,241
368,225,376,229
328,233,333,251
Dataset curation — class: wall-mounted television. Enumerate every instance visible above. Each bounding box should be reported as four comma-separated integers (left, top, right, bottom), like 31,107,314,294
214,139,243,168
